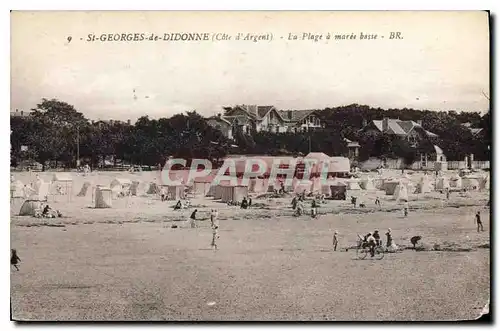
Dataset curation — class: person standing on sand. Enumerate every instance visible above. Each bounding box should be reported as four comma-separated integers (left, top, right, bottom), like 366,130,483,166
11,249,21,271
190,209,197,228
160,186,167,202
475,211,484,232
375,196,381,208
351,196,357,208
403,203,409,217
332,231,339,251
210,209,218,227
385,228,393,248
211,220,219,250
311,199,318,218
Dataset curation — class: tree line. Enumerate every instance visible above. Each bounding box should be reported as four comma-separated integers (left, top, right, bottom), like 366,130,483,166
10,99,490,171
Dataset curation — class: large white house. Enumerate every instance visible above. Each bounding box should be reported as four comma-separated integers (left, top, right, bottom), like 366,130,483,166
207,105,324,138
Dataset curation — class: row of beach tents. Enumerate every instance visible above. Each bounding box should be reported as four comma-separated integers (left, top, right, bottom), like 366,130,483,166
11,169,490,210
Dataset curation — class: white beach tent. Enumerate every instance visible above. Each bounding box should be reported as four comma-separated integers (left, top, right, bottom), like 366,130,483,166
19,199,44,216
461,175,480,191
414,176,432,194
52,173,74,201
146,182,160,195
95,186,112,208
130,180,148,196
77,181,93,197
110,178,132,198
394,182,409,202
32,181,50,201
449,174,462,189
346,177,361,190
435,176,450,190
294,180,313,194
479,175,490,190
359,176,375,190
383,179,400,195
110,177,132,189
10,180,25,198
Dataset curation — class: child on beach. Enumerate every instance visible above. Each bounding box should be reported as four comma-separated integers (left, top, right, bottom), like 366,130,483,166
11,249,21,271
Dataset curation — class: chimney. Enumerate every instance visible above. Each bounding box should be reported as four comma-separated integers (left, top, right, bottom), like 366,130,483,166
382,117,389,132
416,120,422,126
288,110,293,120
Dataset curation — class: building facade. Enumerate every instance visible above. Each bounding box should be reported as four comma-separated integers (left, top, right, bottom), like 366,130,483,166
209,105,324,136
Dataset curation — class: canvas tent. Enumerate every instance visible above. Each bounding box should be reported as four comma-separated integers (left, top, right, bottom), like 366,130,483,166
461,176,480,190
249,178,266,193
294,180,313,194
110,178,132,194
372,177,385,190
77,181,92,197
359,176,375,190
435,176,450,190
394,182,409,202
166,185,186,200
192,181,212,197
346,177,361,190
52,173,73,201
19,200,44,216
218,185,248,203
414,176,432,194
479,175,490,190
449,175,462,189
146,182,160,195
330,179,347,200
130,180,148,196
383,180,400,195
11,180,25,198
95,186,112,208
32,181,50,201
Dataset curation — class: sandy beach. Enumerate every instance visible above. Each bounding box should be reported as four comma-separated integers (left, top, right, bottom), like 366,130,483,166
10,170,490,321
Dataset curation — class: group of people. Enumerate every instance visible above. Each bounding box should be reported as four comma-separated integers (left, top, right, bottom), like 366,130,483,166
186,208,219,249
37,203,63,218
240,197,252,209
291,192,325,218
357,229,393,257
173,199,191,210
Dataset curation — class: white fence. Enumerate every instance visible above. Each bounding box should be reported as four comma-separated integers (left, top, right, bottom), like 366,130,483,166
360,158,490,171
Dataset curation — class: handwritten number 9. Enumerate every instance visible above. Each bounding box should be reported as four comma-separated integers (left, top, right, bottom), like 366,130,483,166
67,36,72,43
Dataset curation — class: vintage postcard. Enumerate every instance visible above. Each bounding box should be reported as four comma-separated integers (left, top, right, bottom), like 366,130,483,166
10,11,490,321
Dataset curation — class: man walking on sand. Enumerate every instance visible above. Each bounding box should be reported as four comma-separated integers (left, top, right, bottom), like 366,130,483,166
475,211,484,232
332,231,339,251
211,220,219,250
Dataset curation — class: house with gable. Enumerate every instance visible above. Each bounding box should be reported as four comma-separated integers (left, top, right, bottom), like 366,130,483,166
220,104,288,134
278,109,324,132
360,117,445,165
360,117,438,147
206,114,233,139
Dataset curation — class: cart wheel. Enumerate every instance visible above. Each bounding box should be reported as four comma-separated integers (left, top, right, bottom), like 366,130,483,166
375,246,385,260
356,248,367,260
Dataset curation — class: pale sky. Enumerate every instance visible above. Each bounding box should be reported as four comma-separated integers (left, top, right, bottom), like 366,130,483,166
11,11,490,121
